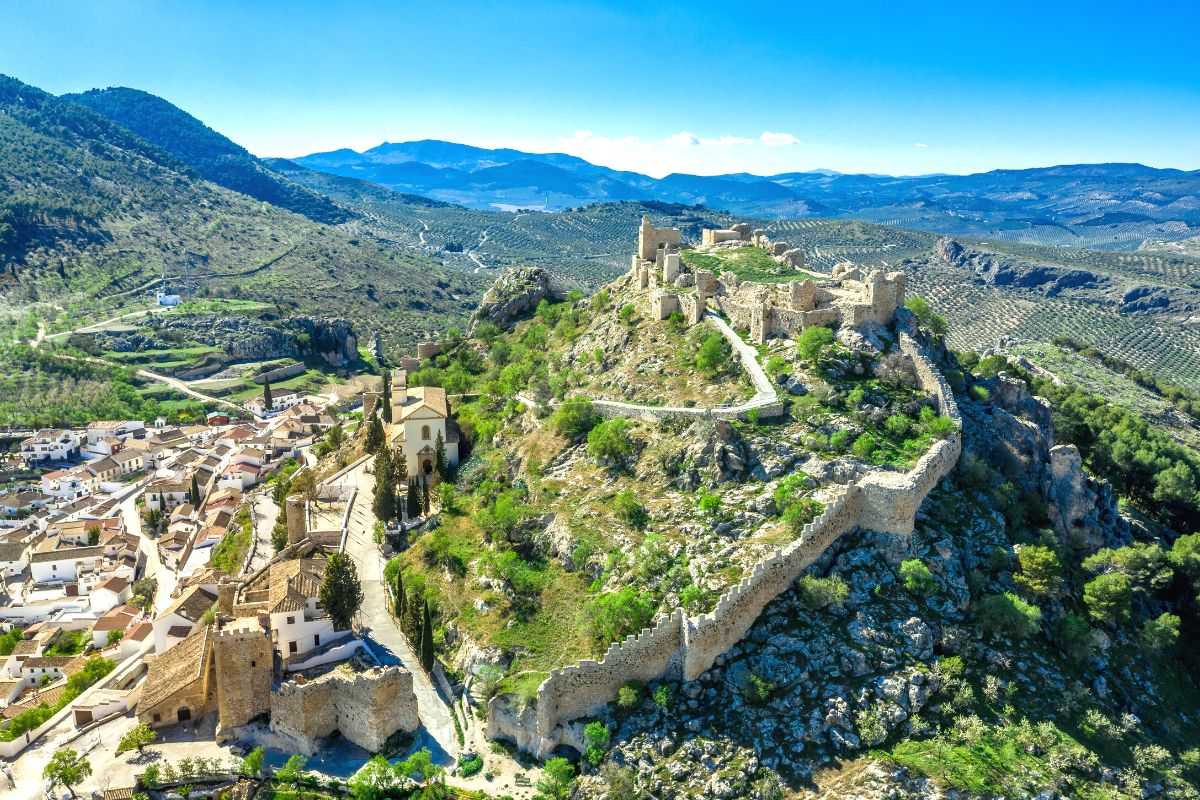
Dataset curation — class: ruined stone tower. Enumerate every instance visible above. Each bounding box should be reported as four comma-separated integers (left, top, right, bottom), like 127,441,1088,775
214,617,273,737
286,494,307,546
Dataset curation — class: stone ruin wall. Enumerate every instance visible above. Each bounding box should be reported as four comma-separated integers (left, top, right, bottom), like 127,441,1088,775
270,666,419,756
502,331,962,757
585,398,786,423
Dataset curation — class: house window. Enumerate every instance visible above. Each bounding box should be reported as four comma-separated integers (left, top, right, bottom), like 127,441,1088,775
286,616,295,625
314,634,320,646
153,713,161,723
289,641,297,653
421,425,431,441
250,660,256,668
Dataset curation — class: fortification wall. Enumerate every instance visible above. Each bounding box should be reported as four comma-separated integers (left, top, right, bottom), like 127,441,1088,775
681,488,862,681
534,609,684,738
270,666,419,756
505,329,962,758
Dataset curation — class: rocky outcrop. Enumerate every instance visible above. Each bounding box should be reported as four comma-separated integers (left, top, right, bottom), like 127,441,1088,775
936,237,1101,295
90,313,358,370
962,369,1128,552
469,266,563,334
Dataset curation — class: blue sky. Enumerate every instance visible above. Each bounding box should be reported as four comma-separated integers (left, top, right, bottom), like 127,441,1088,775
3,0,1198,176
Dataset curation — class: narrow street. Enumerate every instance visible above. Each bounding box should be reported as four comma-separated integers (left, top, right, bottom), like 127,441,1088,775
115,480,177,610
338,459,460,765
248,491,279,573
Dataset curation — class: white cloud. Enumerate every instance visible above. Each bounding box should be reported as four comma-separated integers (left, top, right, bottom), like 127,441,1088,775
913,142,929,148
760,131,800,146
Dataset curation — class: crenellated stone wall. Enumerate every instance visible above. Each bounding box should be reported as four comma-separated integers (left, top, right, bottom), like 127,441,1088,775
494,330,961,757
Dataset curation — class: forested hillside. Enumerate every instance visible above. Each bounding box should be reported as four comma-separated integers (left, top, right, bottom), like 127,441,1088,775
0,74,487,351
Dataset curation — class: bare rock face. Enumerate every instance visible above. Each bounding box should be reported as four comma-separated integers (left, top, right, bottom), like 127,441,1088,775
1047,444,1128,551
469,266,563,334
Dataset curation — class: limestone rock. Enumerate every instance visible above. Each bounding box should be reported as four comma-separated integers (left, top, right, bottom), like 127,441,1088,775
469,266,562,333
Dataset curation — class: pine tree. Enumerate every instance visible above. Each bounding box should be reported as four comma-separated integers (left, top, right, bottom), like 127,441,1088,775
420,598,435,672
381,372,392,423
263,377,274,411
407,479,421,519
372,447,396,522
364,413,384,454
434,431,446,478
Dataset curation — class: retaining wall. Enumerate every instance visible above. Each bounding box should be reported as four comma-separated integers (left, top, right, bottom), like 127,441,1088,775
500,331,961,757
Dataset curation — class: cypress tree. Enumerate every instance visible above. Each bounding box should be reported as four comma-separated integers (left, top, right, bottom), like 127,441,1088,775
395,448,408,484
421,479,431,515
372,447,395,522
381,372,392,423
407,479,421,519
364,414,384,454
420,599,435,672
263,377,273,411
407,585,423,643
394,569,405,620
433,431,446,478
189,474,201,507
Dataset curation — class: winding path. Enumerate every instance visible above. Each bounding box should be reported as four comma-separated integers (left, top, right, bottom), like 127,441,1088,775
521,311,778,418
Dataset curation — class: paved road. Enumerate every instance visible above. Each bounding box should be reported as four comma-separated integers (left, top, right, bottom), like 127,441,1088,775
338,459,459,764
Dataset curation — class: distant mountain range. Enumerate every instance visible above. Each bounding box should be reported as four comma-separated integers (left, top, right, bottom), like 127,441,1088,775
295,141,1200,250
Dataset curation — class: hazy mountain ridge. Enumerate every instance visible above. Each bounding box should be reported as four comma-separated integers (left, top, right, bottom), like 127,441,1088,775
294,140,1200,250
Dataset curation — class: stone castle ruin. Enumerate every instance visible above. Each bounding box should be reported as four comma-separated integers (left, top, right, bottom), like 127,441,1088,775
486,219,958,757
632,216,905,344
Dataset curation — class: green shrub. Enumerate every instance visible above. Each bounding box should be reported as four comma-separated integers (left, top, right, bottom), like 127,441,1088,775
975,592,1042,639
743,672,774,705
588,588,653,643
796,574,849,609
919,406,957,439
899,559,936,595
1056,613,1094,665
584,721,610,766
587,418,635,466
616,683,641,710
618,304,637,324
852,432,878,459
969,385,991,403
551,396,598,440
766,356,788,374
459,755,484,777
653,684,672,708
797,326,835,362
782,498,823,533
906,296,948,336
1014,544,1063,599
613,490,649,529
829,429,853,452
697,491,720,515
695,332,727,373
